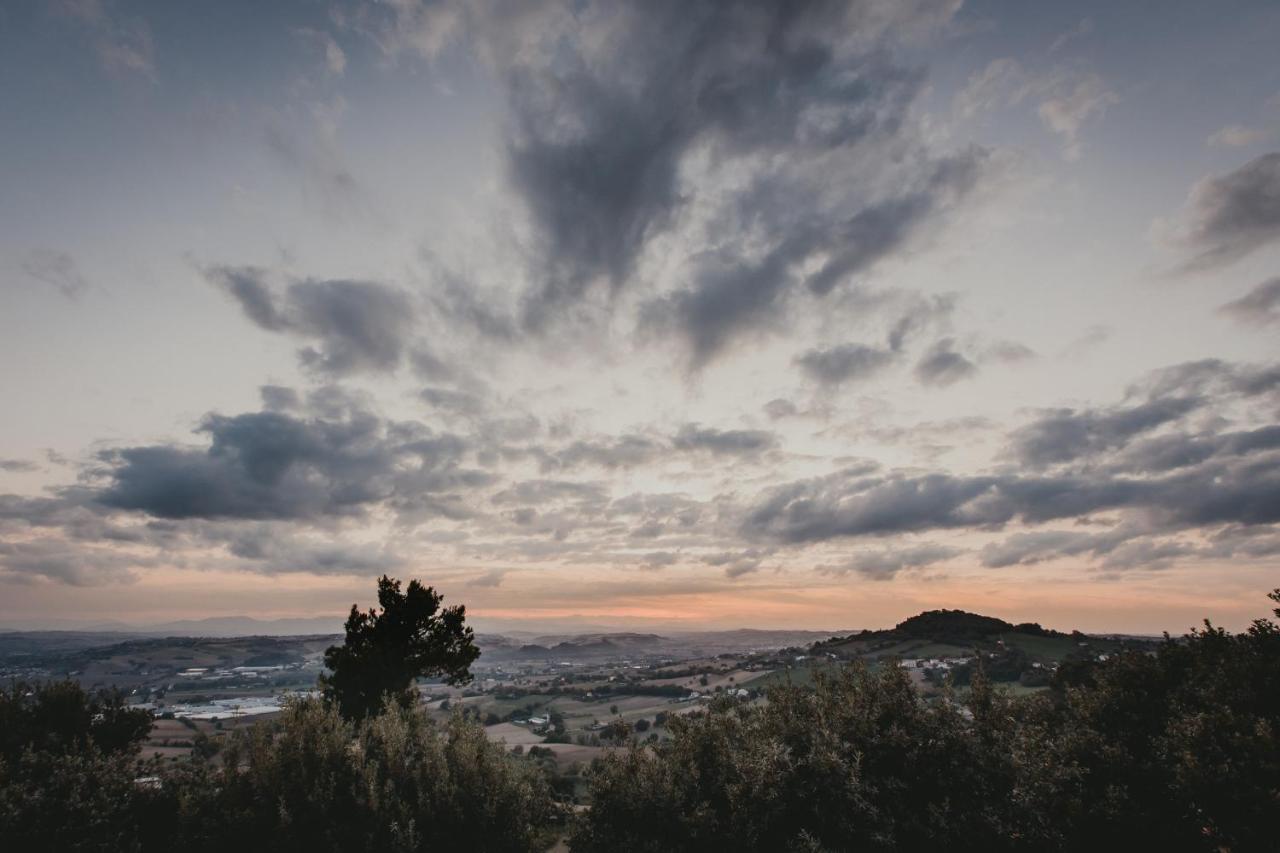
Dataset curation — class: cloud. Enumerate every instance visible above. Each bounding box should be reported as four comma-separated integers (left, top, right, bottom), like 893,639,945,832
819,543,960,580
543,435,665,471
914,338,977,386
1219,277,1280,326
296,28,347,76
1060,324,1110,358
420,386,490,418
21,249,89,299
52,0,155,79
703,548,769,579
745,361,1280,549
222,526,404,575
671,424,779,458
95,400,482,522
1008,396,1203,468
745,454,1280,545
954,59,1115,159
0,460,40,473
984,341,1037,364
1167,152,1280,271
467,568,507,587
647,151,985,365
207,265,417,375
796,343,896,386
263,115,367,218
1048,17,1094,55
398,0,983,363
0,539,142,585
1037,74,1118,160
1207,125,1270,149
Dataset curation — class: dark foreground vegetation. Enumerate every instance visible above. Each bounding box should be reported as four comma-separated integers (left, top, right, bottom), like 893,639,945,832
2,587,1277,852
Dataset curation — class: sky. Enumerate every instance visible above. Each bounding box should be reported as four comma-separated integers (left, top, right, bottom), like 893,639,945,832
2,0,1279,635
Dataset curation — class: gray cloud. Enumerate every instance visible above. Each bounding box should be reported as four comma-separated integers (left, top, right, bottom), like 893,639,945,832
763,399,800,420
746,358,1280,551
412,0,983,362
0,539,142,586
672,424,779,457
1219,277,1280,326
95,400,483,522
701,548,771,579
650,152,984,365
468,568,507,587
21,249,89,300
746,452,1280,545
1008,396,1203,468
543,434,664,472
914,338,977,386
222,526,403,575
819,543,960,580
1172,152,1280,271
0,459,40,473
796,343,896,386
208,265,417,375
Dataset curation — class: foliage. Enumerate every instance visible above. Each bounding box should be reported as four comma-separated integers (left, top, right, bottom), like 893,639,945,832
0,680,152,763
321,575,480,722
572,590,1280,852
0,696,555,853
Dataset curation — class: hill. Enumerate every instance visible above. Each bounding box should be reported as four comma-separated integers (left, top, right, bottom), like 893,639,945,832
812,608,1153,673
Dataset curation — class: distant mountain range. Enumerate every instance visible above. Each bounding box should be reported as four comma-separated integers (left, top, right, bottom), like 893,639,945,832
0,616,344,638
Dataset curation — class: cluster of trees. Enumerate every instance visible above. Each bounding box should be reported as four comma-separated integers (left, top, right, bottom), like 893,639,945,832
2,576,555,852
573,590,1280,851
2,579,1277,851
1,693,554,852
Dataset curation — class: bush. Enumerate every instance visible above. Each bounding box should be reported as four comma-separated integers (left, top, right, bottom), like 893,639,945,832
0,697,556,853
571,591,1280,852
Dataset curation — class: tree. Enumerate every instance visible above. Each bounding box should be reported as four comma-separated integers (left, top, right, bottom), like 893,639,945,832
321,575,480,722
0,681,152,763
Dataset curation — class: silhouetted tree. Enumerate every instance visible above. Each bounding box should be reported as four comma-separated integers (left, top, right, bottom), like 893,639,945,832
321,575,479,722
0,681,152,762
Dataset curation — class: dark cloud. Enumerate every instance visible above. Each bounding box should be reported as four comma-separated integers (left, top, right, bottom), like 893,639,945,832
763,398,800,420
537,424,780,472
1219,277,1280,326
0,459,41,473
222,526,403,575
543,435,665,471
887,292,956,352
649,152,984,364
425,0,983,360
420,386,489,418
0,539,142,586
819,543,960,580
21,248,89,299
981,530,1097,568
914,338,977,386
796,343,895,386
700,548,770,578
259,385,301,412
1008,396,1202,468
207,265,416,375
745,452,1280,545
95,402,482,522
672,424,779,457
490,479,609,508
746,357,1280,552
1173,151,1280,270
